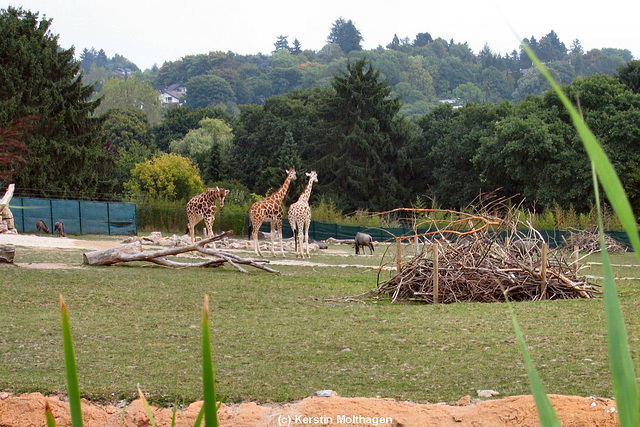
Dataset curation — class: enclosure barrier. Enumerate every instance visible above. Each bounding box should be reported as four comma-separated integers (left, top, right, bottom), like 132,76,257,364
10,197,137,235
260,220,632,250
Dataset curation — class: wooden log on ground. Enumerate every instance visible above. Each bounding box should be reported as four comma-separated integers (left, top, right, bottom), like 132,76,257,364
83,241,144,265
83,231,278,273
0,245,15,263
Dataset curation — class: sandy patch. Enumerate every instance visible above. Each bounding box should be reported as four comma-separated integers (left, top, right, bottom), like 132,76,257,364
0,233,126,251
0,392,618,426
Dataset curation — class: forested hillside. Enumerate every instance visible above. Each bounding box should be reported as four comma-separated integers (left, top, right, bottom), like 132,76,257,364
3,8,639,220
81,22,633,119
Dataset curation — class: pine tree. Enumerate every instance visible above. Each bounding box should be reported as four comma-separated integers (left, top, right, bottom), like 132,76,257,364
317,58,411,212
0,7,114,199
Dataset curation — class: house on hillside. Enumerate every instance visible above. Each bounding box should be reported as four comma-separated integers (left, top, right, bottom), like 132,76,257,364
158,84,187,105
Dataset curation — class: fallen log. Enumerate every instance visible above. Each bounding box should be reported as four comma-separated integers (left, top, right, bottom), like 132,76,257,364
83,231,278,273
0,245,15,263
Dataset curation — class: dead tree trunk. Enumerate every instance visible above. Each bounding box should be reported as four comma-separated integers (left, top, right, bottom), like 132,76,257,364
0,184,15,233
82,231,278,273
0,245,15,263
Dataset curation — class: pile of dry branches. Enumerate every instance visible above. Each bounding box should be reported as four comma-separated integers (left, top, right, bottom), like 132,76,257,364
562,228,628,254
374,199,601,304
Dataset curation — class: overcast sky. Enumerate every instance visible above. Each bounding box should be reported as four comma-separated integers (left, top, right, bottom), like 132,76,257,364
7,0,640,71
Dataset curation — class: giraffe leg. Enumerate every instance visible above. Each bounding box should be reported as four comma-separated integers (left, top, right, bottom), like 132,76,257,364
277,219,286,257
269,222,277,257
205,217,217,250
252,221,262,257
188,221,195,244
304,219,311,258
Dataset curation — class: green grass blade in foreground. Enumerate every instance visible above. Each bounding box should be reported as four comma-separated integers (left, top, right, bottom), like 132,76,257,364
45,401,58,427
59,295,83,427
521,42,640,254
591,163,639,426
508,301,561,427
137,385,158,427
202,295,219,427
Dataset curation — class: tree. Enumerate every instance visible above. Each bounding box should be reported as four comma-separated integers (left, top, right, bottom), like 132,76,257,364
0,117,34,182
169,118,233,183
95,76,163,124
316,57,413,212
0,7,115,199
185,74,236,112
413,32,433,47
124,153,203,201
326,17,363,55
151,105,232,152
616,60,640,94
102,108,154,193
274,35,290,52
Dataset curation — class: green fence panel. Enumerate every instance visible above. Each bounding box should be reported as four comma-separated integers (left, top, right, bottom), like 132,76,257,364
52,199,81,235
7,197,136,235
19,198,51,233
108,202,137,235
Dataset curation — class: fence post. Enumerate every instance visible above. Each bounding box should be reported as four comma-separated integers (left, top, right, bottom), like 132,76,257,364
433,241,439,304
541,243,548,300
396,238,402,273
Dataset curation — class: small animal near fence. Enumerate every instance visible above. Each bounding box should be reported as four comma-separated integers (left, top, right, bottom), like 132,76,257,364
370,206,601,304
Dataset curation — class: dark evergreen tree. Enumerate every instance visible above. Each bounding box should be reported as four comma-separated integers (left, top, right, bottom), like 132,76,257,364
273,35,290,52
616,60,640,94
0,7,115,199
413,32,433,47
326,17,363,55
316,57,412,212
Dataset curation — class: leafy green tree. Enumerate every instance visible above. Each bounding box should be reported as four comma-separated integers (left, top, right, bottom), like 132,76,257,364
230,87,329,196
0,7,114,198
94,76,163,124
185,74,236,112
616,60,640,94
0,116,34,182
452,83,484,104
326,17,363,55
169,118,233,183
315,57,415,211
124,153,203,201
413,32,433,47
414,102,509,208
151,105,232,152
102,108,154,192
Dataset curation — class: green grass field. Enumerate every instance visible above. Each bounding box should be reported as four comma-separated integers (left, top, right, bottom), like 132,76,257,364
1,240,638,406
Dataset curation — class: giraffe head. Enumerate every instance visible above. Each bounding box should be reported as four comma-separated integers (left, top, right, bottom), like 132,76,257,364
306,170,318,184
203,186,230,208
286,167,298,182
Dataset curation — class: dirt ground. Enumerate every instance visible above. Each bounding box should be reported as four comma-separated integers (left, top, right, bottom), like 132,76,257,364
0,392,619,426
0,233,620,426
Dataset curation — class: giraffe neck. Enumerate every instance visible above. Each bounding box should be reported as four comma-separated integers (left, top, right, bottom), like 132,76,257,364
269,175,293,204
297,179,315,205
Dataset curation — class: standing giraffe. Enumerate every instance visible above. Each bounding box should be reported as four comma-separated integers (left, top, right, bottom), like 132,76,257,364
187,186,230,248
288,170,318,258
249,168,297,257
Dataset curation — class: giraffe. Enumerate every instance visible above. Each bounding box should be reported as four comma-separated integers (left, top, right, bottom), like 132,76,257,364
288,170,318,258
186,186,230,248
248,167,297,257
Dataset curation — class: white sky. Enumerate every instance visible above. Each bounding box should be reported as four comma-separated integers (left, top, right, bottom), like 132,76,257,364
6,0,640,71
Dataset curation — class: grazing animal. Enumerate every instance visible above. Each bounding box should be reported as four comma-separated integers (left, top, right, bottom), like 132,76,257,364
249,168,297,257
54,222,66,237
36,220,49,234
355,232,374,255
288,170,318,258
186,187,230,248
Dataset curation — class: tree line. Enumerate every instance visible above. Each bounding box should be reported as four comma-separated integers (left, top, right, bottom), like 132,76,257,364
2,6,640,219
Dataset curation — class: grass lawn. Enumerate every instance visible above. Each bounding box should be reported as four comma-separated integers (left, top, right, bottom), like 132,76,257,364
0,240,638,406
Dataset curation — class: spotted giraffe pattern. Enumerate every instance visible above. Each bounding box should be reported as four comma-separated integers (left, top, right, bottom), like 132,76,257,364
187,186,229,246
248,168,297,257
288,170,318,258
